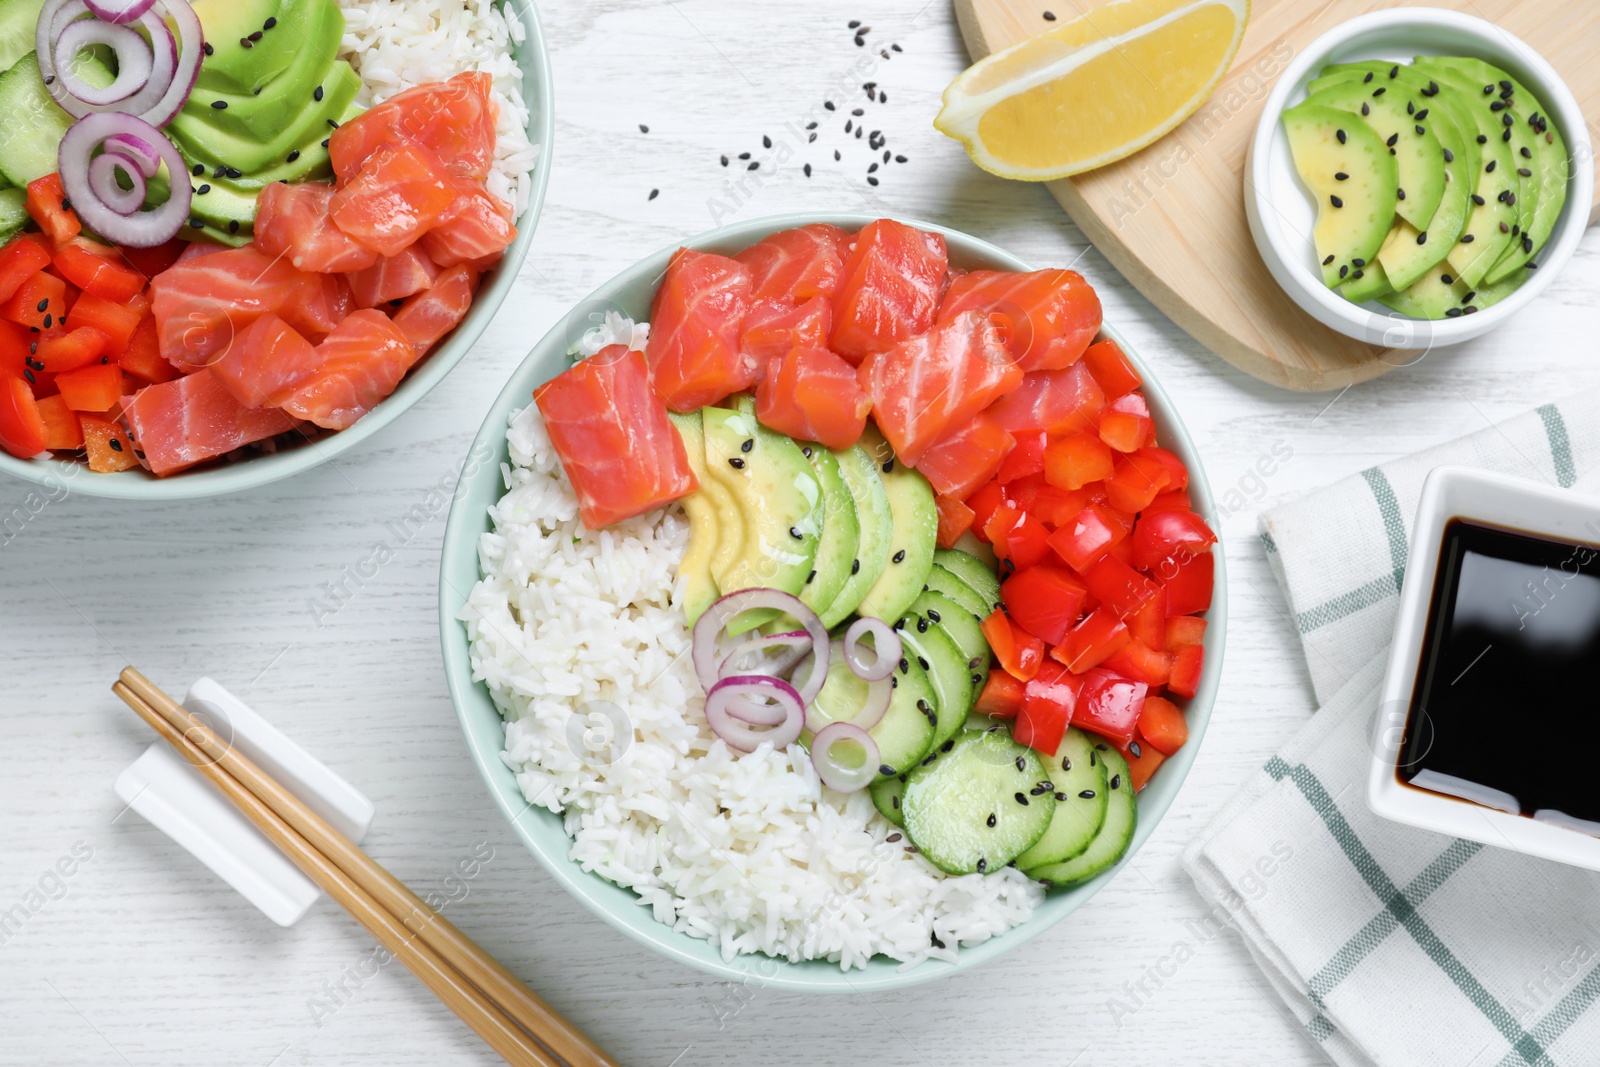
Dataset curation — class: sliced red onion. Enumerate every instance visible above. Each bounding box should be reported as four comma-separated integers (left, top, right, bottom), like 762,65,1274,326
54,17,152,105
58,112,191,246
704,676,804,753
691,589,828,701
87,153,146,214
802,641,891,734
843,617,901,682
719,630,812,679
104,131,162,171
810,722,880,793
85,0,157,23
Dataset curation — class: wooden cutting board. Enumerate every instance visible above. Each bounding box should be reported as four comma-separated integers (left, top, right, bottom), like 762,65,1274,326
953,0,1600,392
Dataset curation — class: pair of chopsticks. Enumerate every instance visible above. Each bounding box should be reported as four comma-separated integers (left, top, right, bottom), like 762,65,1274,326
113,667,617,1067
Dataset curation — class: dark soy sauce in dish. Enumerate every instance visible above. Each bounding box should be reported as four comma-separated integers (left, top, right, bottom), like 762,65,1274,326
1400,519,1600,834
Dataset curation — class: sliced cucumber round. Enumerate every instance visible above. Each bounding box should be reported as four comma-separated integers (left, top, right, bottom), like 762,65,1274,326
934,548,1000,613
0,188,28,244
807,649,936,780
1027,743,1136,887
869,773,906,827
902,728,1055,875
893,611,973,751
1014,728,1109,869
905,590,991,691
924,564,988,618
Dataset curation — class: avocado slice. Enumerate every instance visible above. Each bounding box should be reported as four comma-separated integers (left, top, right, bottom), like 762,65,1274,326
701,404,823,634
170,60,360,176
195,0,347,142
797,444,859,620
854,425,937,624
665,412,720,626
1300,81,1445,232
192,0,317,95
1282,103,1398,289
817,442,894,628
1380,259,1526,320
1338,239,1393,303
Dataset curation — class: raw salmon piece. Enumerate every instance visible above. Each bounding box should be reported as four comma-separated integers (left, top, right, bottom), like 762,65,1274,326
985,362,1104,436
330,142,456,258
938,269,1101,372
329,72,497,185
857,310,1021,466
534,344,698,529
740,295,831,362
914,412,1016,499
347,246,441,309
734,223,850,304
392,263,478,356
830,219,947,365
210,313,317,409
255,182,379,274
755,346,871,451
121,368,298,476
281,273,354,343
280,310,420,430
421,185,517,268
149,245,313,372
173,242,223,264
645,248,754,412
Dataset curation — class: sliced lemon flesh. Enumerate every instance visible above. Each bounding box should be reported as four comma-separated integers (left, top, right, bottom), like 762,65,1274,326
937,0,1249,181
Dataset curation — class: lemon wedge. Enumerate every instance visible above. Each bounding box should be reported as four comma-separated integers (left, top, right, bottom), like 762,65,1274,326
936,0,1249,181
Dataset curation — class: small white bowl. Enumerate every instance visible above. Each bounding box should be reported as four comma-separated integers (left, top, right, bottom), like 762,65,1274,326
1369,466,1600,872
1245,8,1592,349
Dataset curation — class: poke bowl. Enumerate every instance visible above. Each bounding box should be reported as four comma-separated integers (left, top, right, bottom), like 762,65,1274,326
440,213,1228,992
0,0,553,500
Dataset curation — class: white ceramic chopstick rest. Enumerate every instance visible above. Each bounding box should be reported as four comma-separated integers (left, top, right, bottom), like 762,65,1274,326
113,677,375,926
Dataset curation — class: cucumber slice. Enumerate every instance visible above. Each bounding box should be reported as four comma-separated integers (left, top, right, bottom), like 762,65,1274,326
870,774,906,827
1026,743,1136,887
893,610,973,750
806,648,936,780
934,548,1000,613
1013,728,1109,869
0,52,113,187
902,728,1056,875
924,564,988,618
0,189,28,243
0,1,43,74
907,589,991,691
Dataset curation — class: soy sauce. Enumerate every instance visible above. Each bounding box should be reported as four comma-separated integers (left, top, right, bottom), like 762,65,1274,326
1400,519,1600,832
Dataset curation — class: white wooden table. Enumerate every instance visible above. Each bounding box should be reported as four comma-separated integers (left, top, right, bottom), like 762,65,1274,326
3,2,1595,1063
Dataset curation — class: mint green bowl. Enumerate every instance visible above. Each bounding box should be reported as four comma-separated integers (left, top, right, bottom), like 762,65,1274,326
439,214,1228,992
0,0,553,500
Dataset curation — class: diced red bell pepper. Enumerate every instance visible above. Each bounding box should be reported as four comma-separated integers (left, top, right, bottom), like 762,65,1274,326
1080,553,1162,618
1101,639,1172,687
0,375,48,458
1016,661,1082,754
985,504,1051,568
1053,606,1130,673
966,479,1005,543
116,316,176,384
1,271,67,330
1128,596,1166,648
1169,643,1204,699
1143,446,1189,492
1107,391,1149,418
1001,471,1048,511
1133,508,1217,571
52,243,146,303
981,608,1044,681
117,238,186,280
0,319,29,379
55,362,123,412
25,174,80,245
1161,551,1214,617
34,326,109,374
1165,615,1207,650
975,669,1026,719
79,412,138,472
1000,565,1088,644
0,237,54,304
1046,502,1126,571
65,292,140,355
1137,695,1188,755
1043,431,1114,491
1098,410,1151,453
1145,487,1192,512
995,428,1046,483
935,493,974,548
1026,483,1090,528
1074,667,1148,747
1123,732,1169,792
1103,449,1172,513
35,394,83,450
1081,337,1140,397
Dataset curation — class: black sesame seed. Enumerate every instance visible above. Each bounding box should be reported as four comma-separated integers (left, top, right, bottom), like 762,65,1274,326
35,298,48,313
824,101,835,111
868,163,878,173
41,314,50,328
1500,221,1509,233
849,19,860,27
1110,774,1122,790
1014,792,1029,806
109,438,123,452
728,457,745,469
748,162,758,171
1015,757,1026,772
1363,72,1373,83
1360,102,1370,117
1425,81,1438,95
1461,234,1475,243
1483,84,1494,95
1441,274,1453,285
917,656,929,671
1385,133,1398,147
1334,171,1348,181
192,163,204,176
1351,269,1364,280
1486,160,1496,172
212,100,228,109
834,150,841,161
1490,100,1506,112
1445,307,1463,317
23,369,33,384
286,151,300,163
879,764,895,776
388,299,404,308
851,559,860,575
1397,187,1406,200
1477,134,1488,144
1524,235,1533,253
1061,757,1072,772
228,221,240,234
892,549,906,564
1521,146,1533,159
1416,231,1427,245
321,139,330,149
1030,786,1048,796
1322,254,1335,266
915,616,927,633
1078,789,1096,799
328,119,340,129
1352,257,1366,267
808,133,817,143
1503,113,1514,127
1043,9,1056,18
1472,193,1485,205
1336,128,1347,144
1416,125,1426,135
1372,87,1386,96
740,438,754,452
1407,100,1415,115
789,526,804,540
1462,291,1476,304
986,813,996,827
1518,166,1532,177
1330,194,1343,208
203,42,213,55
1443,148,1454,162
1338,264,1349,279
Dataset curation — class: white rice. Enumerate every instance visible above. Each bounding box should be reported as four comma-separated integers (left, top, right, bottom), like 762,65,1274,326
336,0,540,216
461,325,1043,970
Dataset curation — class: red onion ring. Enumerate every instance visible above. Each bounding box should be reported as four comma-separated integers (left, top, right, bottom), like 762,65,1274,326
719,630,812,679
691,589,828,702
843,617,901,682
87,153,146,214
54,17,152,106
801,641,891,734
704,675,804,753
85,0,157,23
58,112,191,246
810,722,880,793
38,0,199,128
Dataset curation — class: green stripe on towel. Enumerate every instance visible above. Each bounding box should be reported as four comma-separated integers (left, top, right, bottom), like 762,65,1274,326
1361,467,1408,594
1537,404,1576,489
1294,575,1398,634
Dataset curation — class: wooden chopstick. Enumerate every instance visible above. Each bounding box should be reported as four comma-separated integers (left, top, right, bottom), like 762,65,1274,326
114,671,616,1067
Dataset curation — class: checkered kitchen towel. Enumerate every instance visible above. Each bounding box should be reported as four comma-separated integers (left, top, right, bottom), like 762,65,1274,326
1183,393,1600,1067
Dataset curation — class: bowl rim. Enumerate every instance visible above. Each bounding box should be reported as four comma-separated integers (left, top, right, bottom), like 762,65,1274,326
437,212,1229,993
1244,6,1593,349
0,0,556,501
